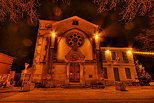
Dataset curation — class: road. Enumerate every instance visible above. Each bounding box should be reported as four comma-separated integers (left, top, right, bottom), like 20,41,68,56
0,86,154,103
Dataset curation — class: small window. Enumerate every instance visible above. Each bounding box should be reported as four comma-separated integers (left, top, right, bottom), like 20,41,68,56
125,68,132,79
43,56,46,61
122,52,128,62
89,75,93,78
103,67,108,79
72,20,78,25
102,51,106,61
45,45,48,50
111,51,116,60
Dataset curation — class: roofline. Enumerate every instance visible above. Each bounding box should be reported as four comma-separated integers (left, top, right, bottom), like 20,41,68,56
100,47,133,50
0,53,15,59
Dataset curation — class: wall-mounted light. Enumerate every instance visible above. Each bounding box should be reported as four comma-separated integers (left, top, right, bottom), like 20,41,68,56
94,32,100,40
127,50,132,54
105,50,111,53
51,31,56,37
50,31,56,48
95,34,99,39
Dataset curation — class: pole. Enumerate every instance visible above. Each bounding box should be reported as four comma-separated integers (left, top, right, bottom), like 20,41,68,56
21,63,28,90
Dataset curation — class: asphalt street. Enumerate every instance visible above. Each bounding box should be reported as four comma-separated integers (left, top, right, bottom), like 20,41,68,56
0,86,154,103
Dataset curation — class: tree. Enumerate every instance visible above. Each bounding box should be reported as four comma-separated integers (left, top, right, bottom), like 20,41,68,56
135,61,152,86
0,0,38,25
0,0,153,25
94,0,153,22
0,0,72,25
135,10,154,51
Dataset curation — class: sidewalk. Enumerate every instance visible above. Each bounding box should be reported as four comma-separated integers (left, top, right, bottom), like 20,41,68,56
0,86,21,99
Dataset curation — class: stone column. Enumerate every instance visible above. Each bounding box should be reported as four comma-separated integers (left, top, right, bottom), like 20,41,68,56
49,32,56,80
95,34,104,84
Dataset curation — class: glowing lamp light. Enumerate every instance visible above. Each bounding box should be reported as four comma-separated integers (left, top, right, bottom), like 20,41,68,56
127,50,132,54
51,31,56,37
133,51,154,55
95,34,99,39
105,50,111,53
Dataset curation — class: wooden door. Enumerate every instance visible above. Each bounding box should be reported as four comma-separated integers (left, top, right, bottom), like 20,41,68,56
69,63,80,82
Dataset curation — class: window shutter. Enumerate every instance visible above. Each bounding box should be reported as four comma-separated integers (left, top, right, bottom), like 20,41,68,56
125,68,132,79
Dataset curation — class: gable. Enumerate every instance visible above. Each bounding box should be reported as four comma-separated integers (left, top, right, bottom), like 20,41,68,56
52,16,98,37
53,16,98,27
39,16,99,37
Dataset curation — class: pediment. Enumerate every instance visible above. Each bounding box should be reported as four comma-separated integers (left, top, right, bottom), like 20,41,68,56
53,16,98,27
39,16,99,37
53,16,98,37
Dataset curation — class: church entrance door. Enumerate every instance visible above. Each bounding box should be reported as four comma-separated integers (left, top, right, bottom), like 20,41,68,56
69,63,80,82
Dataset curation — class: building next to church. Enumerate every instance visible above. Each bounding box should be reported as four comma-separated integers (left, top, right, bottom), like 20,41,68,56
0,52,15,87
28,16,138,87
0,53,14,74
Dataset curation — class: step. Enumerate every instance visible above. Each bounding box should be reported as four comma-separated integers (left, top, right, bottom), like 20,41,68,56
63,84,86,88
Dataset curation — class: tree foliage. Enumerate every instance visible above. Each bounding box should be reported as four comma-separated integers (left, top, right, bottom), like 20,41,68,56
135,10,154,50
0,0,72,25
135,61,151,85
94,0,153,22
0,0,38,25
0,0,153,25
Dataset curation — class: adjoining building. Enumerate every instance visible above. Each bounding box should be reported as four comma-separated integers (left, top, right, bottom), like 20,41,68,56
0,53,14,74
29,16,138,87
101,47,137,85
0,52,15,87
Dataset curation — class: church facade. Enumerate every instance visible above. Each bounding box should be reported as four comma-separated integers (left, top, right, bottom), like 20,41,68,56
31,16,138,87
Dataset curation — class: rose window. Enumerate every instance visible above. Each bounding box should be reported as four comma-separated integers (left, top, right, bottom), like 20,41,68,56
66,32,84,47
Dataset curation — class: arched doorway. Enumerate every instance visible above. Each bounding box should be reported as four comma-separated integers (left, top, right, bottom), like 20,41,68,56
69,63,80,82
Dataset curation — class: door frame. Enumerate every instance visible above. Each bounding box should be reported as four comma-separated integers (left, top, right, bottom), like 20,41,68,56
69,62,80,82
66,62,84,84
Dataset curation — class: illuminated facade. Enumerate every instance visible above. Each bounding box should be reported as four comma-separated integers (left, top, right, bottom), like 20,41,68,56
101,47,137,85
32,16,138,87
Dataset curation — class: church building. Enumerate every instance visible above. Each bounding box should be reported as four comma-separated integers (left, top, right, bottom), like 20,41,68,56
31,16,138,87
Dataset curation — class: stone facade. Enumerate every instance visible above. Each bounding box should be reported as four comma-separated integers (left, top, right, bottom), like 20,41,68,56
31,16,138,87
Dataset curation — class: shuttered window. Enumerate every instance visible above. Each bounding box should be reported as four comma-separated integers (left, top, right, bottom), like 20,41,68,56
102,51,106,61
113,68,120,81
125,68,131,79
72,20,78,25
103,67,108,79
122,52,128,62
111,51,116,60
